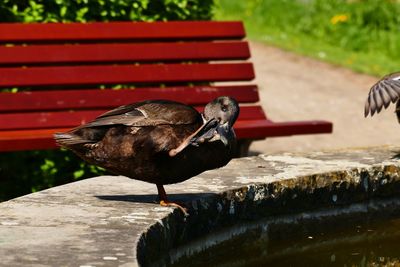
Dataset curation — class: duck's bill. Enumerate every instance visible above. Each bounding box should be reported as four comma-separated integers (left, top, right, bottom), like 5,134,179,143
189,118,232,147
189,118,219,145
168,118,220,157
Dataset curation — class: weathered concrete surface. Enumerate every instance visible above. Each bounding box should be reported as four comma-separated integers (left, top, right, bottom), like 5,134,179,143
1,146,400,266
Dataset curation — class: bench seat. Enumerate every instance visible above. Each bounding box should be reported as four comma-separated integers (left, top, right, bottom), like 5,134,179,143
0,21,332,155
0,119,332,152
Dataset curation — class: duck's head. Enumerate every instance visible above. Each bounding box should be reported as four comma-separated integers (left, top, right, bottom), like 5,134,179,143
169,96,240,156
204,96,240,127
191,96,239,146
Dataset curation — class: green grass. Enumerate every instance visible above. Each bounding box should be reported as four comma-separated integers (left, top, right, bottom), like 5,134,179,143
215,0,400,77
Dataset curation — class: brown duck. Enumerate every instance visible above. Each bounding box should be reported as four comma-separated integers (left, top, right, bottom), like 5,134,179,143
54,96,239,213
365,72,400,120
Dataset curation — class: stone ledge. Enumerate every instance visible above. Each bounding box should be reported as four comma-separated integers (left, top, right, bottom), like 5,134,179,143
1,146,400,266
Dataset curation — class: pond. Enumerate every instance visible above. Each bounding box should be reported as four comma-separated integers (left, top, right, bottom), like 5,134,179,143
172,208,400,266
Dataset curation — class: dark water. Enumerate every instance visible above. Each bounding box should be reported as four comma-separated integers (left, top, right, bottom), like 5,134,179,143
172,217,400,267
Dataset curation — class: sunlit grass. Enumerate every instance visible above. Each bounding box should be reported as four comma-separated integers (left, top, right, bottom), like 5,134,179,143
215,0,400,76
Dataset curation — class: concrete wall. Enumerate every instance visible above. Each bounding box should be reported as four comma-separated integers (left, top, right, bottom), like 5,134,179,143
1,146,400,266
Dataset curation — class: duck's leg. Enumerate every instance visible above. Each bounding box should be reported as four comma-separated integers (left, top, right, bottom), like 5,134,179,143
156,184,188,216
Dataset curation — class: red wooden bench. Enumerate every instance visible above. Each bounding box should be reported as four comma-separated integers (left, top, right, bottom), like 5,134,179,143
0,21,332,156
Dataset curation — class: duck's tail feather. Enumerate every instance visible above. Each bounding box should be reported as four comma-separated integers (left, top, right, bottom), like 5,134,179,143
54,132,95,147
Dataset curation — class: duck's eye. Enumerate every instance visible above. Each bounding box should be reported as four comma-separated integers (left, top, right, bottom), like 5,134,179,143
221,105,228,112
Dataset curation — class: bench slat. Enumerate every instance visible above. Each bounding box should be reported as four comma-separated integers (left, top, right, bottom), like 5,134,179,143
0,128,60,151
0,106,266,131
0,63,254,87
0,85,258,112
0,21,245,43
0,120,333,152
0,42,250,65
235,120,333,139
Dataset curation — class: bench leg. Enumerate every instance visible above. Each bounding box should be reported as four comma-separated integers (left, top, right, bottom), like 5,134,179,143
235,139,253,158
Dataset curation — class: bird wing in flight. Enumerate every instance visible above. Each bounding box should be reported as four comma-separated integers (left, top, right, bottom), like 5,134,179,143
365,72,400,117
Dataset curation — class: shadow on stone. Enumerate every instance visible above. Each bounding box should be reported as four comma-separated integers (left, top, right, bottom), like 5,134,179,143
247,150,261,157
391,150,400,159
96,193,216,204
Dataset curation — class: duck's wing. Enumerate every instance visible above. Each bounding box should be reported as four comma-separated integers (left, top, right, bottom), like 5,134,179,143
78,100,201,129
365,72,400,117
55,100,201,147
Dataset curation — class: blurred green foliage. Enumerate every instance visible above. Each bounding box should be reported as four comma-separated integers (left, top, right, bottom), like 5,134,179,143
0,0,214,202
0,0,214,22
0,149,106,201
215,0,400,76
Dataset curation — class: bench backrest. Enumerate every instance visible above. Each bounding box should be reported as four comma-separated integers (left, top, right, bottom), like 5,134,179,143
0,21,264,133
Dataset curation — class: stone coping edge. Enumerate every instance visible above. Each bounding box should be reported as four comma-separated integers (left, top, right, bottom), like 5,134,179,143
137,164,400,266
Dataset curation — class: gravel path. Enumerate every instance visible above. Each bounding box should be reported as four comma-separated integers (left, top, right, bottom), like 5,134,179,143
248,41,400,154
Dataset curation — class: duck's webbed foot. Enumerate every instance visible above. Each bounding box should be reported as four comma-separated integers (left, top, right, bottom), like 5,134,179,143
157,184,188,216
159,200,188,216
